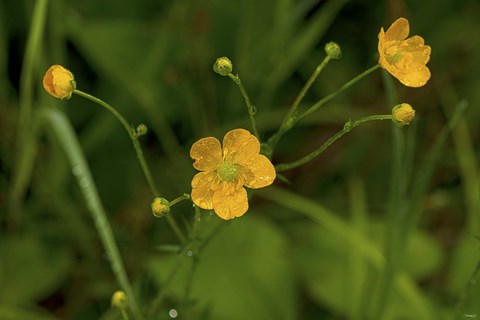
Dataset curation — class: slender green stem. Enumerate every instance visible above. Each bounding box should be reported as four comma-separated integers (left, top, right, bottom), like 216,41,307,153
275,114,392,172
169,193,191,207
227,73,260,139
282,55,331,128
9,0,49,224
43,108,142,320
73,89,187,244
120,309,130,320
268,64,381,151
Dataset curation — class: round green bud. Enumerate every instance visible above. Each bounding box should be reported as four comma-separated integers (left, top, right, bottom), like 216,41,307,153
324,42,342,59
151,197,170,218
135,124,148,137
213,57,233,76
392,103,415,127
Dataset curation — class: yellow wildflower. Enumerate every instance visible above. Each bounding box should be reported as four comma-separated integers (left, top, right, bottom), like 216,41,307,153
111,290,128,310
392,103,415,127
190,128,276,220
378,17,431,87
42,65,76,99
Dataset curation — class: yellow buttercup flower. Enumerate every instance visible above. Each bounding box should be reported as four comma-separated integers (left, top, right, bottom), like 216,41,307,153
42,65,76,99
378,17,431,88
190,128,276,220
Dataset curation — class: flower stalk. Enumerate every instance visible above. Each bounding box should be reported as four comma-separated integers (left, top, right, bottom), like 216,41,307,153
73,89,187,243
275,114,392,172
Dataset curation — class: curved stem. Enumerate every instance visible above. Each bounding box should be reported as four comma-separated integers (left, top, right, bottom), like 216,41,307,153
227,74,260,139
73,89,186,243
268,64,381,151
275,114,392,172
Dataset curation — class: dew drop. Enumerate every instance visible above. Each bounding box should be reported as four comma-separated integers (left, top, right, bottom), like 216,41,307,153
72,166,81,176
186,250,193,257
169,309,178,318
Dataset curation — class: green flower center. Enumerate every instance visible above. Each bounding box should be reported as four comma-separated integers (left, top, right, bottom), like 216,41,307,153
386,51,402,65
217,162,238,182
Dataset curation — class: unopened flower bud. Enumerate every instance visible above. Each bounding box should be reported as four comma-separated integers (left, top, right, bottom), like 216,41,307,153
151,197,170,217
111,290,128,310
42,65,76,100
213,57,233,76
392,103,415,127
135,124,148,137
324,42,342,59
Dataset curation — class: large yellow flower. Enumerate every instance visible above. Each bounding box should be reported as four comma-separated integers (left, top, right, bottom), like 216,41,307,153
190,128,276,220
378,17,431,88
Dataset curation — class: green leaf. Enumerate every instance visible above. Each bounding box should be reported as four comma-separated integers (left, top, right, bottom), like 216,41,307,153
148,216,296,320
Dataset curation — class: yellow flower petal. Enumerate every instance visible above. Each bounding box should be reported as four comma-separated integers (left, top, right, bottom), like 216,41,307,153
238,155,276,189
378,18,431,88
42,65,75,100
222,128,260,165
190,137,222,172
191,171,219,210
212,183,248,220
384,17,409,42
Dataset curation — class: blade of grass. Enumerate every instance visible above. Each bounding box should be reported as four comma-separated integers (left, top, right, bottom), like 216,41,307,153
8,0,49,225
258,186,434,319
42,107,142,320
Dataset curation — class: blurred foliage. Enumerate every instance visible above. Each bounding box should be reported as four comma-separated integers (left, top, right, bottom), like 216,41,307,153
1,0,480,319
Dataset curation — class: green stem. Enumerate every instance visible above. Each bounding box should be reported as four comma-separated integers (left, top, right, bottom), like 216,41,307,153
169,193,191,207
268,64,381,151
43,108,142,320
9,0,49,224
73,89,187,244
282,55,331,128
228,73,260,139
120,309,130,320
275,114,392,172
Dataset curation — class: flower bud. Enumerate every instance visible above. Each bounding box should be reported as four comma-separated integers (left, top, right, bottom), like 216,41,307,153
324,42,342,59
213,57,233,76
42,65,76,100
135,124,148,137
111,290,128,310
151,197,170,218
392,103,415,127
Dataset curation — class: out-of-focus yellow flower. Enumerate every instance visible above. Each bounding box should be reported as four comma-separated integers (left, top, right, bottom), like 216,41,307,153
190,128,275,220
42,65,76,99
392,103,415,127
378,18,431,87
111,290,128,310
151,197,170,218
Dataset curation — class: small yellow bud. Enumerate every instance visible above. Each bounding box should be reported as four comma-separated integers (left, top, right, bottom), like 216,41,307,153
151,197,170,218
135,124,148,137
111,290,128,310
324,42,342,59
42,65,76,100
213,57,233,76
392,103,415,127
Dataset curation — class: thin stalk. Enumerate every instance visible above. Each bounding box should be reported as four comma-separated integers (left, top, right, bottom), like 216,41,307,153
9,0,49,223
43,108,142,320
275,114,392,172
169,193,191,207
268,64,381,151
281,55,331,128
228,74,260,139
73,89,187,244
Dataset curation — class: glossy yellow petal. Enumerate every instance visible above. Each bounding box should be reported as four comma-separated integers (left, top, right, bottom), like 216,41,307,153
190,137,222,172
384,17,409,42
212,183,248,220
222,128,260,165
378,18,431,88
238,155,276,189
191,171,218,210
